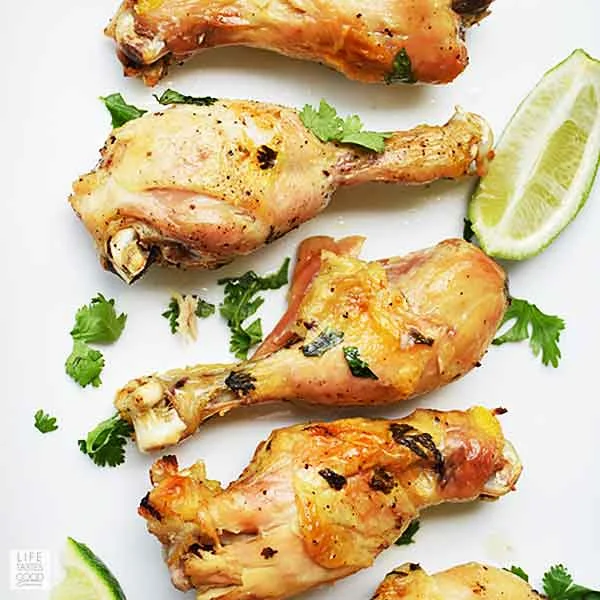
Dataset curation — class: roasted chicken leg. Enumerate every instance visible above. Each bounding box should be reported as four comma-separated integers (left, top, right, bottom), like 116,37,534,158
70,100,492,283
107,0,495,86
116,237,508,452
139,407,521,599
374,563,542,600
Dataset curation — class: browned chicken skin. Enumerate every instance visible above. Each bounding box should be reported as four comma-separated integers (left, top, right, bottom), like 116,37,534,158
139,408,521,599
374,563,543,600
107,0,495,86
69,101,493,283
115,237,508,452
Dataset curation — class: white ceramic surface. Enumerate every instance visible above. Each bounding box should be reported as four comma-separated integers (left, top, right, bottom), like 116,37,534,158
2,1,599,598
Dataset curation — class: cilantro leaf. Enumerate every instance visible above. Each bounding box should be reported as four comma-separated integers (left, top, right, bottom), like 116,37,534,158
299,99,390,152
299,100,343,142
162,297,180,333
100,93,146,128
78,414,133,468
71,293,127,344
385,48,416,84
343,346,379,379
230,319,264,359
65,340,104,388
395,520,420,546
543,564,600,600
218,258,290,359
493,298,565,367
34,410,58,434
154,89,218,106
196,298,216,318
506,566,529,582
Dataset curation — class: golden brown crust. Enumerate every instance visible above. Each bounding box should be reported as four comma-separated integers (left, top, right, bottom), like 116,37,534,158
374,562,544,599
139,408,521,599
70,101,492,283
114,238,508,453
106,0,495,85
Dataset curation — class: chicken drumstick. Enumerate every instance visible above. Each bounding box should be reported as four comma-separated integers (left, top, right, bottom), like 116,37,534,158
116,237,507,452
139,407,521,599
107,0,495,86
70,100,492,283
374,562,542,600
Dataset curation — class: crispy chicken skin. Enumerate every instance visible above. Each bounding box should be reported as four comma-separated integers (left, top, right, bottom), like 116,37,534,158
374,562,543,600
106,0,495,86
139,407,521,599
115,237,508,452
70,100,493,283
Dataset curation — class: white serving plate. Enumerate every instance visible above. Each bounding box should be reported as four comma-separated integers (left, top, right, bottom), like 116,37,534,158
2,0,599,597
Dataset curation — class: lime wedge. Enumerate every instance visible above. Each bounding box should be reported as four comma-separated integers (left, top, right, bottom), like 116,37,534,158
469,49,600,259
51,538,126,600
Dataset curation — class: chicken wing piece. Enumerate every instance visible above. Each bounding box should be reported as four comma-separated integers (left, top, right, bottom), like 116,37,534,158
139,407,521,599
374,562,542,600
70,100,492,283
115,237,507,452
106,0,495,86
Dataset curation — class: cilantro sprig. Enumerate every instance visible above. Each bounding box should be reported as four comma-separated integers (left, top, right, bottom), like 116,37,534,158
394,519,420,546
66,294,127,388
71,293,127,344
493,298,565,367
78,414,133,468
34,410,58,434
218,258,290,359
300,100,392,152
543,565,600,600
100,93,147,128
506,564,599,599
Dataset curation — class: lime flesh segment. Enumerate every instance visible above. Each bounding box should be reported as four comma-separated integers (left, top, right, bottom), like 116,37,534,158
469,49,600,259
51,538,126,600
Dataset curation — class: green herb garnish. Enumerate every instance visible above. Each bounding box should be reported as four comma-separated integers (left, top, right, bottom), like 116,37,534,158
493,298,565,367
506,566,529,582
34,410,58,434
154,89,218,106
195,297,216,318
78,414,133,468
100,93,147,128
395,520,420,546
70,293,127,344
162,295,215,334
65,340,105,388
162,298,180,334
301,329,344,357
385,48,416,84
219,258,290,359
543,564,600,599
343,346,378,379
299,99,392,152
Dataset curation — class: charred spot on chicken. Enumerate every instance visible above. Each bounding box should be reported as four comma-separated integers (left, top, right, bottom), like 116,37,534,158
318,468,347,490
224,371,256,396
390,424,444,475
256,145,278,170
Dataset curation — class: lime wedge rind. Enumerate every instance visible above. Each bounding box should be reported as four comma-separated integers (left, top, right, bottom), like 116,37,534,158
51,538,126,600
469,49,600,260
